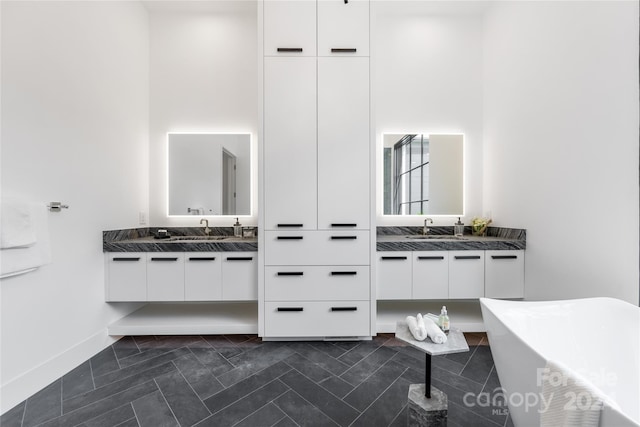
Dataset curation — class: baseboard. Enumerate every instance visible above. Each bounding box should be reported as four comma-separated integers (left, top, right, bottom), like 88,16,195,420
0,328,119,415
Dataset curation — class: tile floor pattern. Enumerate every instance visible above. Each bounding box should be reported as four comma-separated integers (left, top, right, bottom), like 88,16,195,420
2,333,514,427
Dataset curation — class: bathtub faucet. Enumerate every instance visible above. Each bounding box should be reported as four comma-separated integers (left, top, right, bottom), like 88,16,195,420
423,218,433,235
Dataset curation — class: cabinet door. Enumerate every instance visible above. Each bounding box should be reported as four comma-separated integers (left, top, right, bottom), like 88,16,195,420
147,253,185,301
264,57,317,230
448,251,484,299
317,57,370,230
318,0,369,56
485,250,524,298
377,252,412,299
222,252,257,301
264,0,316,56
106,253,146,301
412,252,448,299
185,253,222,301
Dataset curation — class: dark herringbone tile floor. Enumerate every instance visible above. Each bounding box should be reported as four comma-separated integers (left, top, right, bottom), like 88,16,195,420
1,334,514,427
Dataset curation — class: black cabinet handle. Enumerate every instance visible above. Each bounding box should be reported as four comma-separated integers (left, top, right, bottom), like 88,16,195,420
454,255,481,260
277,224,303,228
277,307,303,312
188,257,216,261
113,257,140,262
331,48,357,53
150,257,178,261
417,256,445,260
226,257,253,261
331,271,357,276
331,223,357,227
491,255,518,260
277,48,303,52
381,256,407,260
331,307,357,312
331,236,357,240
277,272,304,276
277,236,303,240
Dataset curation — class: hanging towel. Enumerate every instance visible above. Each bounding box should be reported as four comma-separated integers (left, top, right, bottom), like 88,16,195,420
540,360,605,427
1,197,37,248
421,315,447,344
405,315,427,341
1,202,51,279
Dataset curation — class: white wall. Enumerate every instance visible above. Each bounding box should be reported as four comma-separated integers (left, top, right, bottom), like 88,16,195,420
373,2,485,226
0,1,149,413
148,1,258,227
483,1,639,303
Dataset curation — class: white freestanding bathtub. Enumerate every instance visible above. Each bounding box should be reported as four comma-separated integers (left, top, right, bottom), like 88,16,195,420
480,297,639,427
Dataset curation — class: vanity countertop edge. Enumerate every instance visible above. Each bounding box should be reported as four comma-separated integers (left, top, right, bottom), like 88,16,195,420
376,226,526,251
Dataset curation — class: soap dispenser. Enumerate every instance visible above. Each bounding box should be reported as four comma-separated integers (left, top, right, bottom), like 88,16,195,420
454,217,464,237
438,306,450,334
233,217,243,237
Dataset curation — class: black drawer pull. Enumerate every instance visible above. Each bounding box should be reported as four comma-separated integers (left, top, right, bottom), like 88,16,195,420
150,257,178,261
188,257,216,261
277,236,303,240
454,255,481,260
331,48,357,53
491,255,518,259
417,256,445,260
331,223,357,227
277,223,303,228
113,257,140,262
277,272,304,276
331,236,357,240
381,256,407,260
331,307,358,312
331,271,357,276
226,257,253,261
277,307,303,312
277,48,303,52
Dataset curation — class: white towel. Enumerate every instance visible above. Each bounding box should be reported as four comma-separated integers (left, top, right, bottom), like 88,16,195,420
540,360,604,427
422,315,447,344
1,202,51,279
405,315,427,341
1,197,36,248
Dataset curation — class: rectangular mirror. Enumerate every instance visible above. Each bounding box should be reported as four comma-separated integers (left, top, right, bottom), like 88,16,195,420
168,133,251,216
383,133,463,215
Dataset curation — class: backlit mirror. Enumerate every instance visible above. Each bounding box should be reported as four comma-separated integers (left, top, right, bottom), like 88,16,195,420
168,133,251,216
383,133,463,215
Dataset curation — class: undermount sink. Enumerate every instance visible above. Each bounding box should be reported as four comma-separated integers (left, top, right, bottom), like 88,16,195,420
168,236,230,241
405,235,468,241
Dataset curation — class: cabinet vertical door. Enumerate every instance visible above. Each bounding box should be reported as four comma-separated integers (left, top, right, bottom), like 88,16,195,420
317,57,370,230
222,253,257,301
485,250,525,298
106,253,146,301
185,253,222,301
264,57,317,230
412,252,448,299
263,0,316,56
317,0,369,56
448,251,484,299
147,253,185,301
377,252,412,299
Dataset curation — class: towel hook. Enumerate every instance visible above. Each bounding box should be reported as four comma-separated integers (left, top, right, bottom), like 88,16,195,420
47,202,69,212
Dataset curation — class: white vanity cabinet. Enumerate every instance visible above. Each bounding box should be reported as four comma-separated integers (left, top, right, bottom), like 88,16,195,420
106,253,146,302
485,250,525,298
412,252,449,299
448,251,485,299
147,253,185,301
185,253,222,301
376,252,412,299
222,253,258,301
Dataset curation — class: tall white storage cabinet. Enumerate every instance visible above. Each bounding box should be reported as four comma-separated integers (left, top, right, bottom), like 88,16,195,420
260,0,373,339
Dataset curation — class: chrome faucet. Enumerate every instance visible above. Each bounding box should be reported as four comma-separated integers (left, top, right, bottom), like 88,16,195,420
423,218,433,235
200,218,211,235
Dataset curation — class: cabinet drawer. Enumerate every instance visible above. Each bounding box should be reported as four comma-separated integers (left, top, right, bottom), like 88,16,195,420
448,251,484,299
147,253,185,301
265,266,369,301
264,301,370,337
106,253,146,301
377,251,412,300
185,252,222,301
222,252,257,301
485,250,524,298
412,252,449,299
265,231,369,265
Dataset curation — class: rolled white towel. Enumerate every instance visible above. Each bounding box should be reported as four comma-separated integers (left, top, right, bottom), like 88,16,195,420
405,316,427,341
422,316,447,344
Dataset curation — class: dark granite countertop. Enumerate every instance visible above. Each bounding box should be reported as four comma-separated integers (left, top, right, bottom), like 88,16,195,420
376,226,526,251
103,227,257,252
